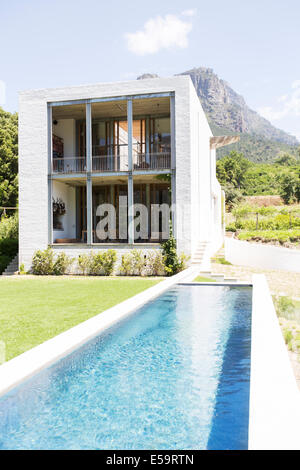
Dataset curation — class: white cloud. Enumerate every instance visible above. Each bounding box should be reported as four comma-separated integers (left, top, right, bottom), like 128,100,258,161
0,80,5,106
258,80,300,122
125,14,193,56
181,9,197,17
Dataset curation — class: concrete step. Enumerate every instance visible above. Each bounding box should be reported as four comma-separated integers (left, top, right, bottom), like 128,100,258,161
224,278,238,283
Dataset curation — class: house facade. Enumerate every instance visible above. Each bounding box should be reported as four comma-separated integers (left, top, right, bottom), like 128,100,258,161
19,76,224,270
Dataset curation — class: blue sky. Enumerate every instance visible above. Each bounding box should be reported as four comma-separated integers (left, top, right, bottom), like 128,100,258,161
0,0,299,140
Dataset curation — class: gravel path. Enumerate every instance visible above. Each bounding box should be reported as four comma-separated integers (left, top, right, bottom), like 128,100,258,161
211,262,300,298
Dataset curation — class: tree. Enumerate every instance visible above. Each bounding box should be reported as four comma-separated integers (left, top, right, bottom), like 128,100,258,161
275,153,298,166
279,173,298,204
0,107,18,208
222,183,244,210
295,169,300,203
216,151,252,189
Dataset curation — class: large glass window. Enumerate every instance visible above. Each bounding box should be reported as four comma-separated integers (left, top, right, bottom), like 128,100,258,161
150,117,171,154
52,103,86,173
52,181,86,244
92,184,128,243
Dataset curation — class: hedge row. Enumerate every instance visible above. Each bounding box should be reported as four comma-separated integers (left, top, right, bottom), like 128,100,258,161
31,247,188,277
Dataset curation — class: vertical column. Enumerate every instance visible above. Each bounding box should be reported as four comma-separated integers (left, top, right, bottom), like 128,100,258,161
86,176,93,244
171,173,176,237
128,175,134,244
127,98,133,171
127,98,134,244
146,183,151,241
170,95,176,170
145,117,150,165
86,102,92,172
170,95,176,237
86,103,93,244
110,120,114,170
47,105,53,245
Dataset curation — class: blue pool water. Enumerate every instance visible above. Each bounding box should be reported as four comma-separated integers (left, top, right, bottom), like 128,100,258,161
0,285,252,450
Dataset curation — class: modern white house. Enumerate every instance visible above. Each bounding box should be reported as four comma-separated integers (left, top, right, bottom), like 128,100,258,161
19,76,231,270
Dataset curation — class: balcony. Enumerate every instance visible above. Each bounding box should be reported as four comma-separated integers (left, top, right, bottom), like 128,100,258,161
133,153,171,171
52,153,171,174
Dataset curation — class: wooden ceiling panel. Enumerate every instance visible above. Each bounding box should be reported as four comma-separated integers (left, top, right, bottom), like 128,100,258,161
52,97,170,120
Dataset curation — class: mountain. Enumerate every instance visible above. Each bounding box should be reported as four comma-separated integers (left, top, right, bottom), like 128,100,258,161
179,67,298,146
138,68,299,162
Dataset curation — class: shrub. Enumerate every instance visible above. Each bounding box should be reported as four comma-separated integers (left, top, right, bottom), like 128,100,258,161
120,250,166,277
19,263,26,275
31,249,74,275
0,255,11,274
120,253,134,276
283,328,293,347
131,250,145,276
178,253,189,272
31,248,54,275
0,213,18,240
78,253,92,275
146,251,166,276
0,238,18,258
89,253,105,275
0,238,18,274
100,250,117,276
161,236,189,276
53,253,74,275
222,183,244,211
226,223,237,232
87,250,117,276
161,235,180,276
273,296,295,319
120,250,145,276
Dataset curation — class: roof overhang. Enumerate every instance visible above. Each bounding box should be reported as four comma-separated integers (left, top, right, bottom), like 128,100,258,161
210,135,240,150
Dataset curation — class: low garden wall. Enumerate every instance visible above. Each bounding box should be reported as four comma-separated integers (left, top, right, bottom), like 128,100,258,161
225,237,300,273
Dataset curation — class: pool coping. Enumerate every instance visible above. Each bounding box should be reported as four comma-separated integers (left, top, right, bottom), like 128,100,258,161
249,274,300,450
0,266,199,399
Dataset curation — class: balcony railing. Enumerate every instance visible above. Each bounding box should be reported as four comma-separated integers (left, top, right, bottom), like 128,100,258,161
52,157,86,173
92,155,128,172
52,153,171,174
133,153,171,171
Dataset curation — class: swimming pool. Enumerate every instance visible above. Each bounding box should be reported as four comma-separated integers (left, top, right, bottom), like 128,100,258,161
0,285,252,450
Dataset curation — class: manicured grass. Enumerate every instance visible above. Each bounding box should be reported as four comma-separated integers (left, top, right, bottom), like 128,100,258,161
0,276,161,361
193,276,216,282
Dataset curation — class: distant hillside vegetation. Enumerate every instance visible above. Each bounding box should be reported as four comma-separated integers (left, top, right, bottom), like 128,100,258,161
210,123,299,162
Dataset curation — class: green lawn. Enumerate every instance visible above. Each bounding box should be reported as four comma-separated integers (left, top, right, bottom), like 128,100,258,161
193,276,216,282
0,276,161,361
